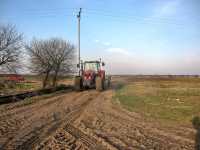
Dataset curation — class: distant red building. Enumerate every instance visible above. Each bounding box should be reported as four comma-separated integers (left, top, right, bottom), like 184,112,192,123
1,74,25,82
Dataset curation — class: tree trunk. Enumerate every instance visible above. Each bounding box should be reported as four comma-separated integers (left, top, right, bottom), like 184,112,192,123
43,71,50,88
52,70,58,87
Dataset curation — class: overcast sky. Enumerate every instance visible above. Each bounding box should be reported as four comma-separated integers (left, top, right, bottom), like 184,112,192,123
0,0,200,75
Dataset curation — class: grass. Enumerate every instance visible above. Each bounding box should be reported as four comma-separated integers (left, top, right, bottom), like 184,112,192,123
114,77,200,124
0,75,72,95
15,82,39,90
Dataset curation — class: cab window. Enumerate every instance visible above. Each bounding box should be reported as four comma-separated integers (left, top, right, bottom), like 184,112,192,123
84,63,99,72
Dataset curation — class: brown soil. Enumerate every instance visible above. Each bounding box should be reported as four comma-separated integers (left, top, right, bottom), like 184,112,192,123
0,76,196,150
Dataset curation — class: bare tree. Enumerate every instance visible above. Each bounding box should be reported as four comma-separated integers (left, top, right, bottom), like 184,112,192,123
26,39,53,88
26,38,75,88
0,24,23,73
46,38,75,87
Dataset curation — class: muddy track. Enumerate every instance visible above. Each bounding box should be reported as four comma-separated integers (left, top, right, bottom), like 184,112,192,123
0,77,197,150
73,89,196,150
36,123,105,150
0,90,73,119
35,92,106,150
0,94,73,139
0,90,104,149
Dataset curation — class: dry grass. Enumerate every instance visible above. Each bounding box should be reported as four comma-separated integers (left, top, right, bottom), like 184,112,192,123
114,77,200,125
0,75,72,95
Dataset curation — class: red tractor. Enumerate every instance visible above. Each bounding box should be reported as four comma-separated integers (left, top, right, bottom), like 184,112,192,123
74,60,110,91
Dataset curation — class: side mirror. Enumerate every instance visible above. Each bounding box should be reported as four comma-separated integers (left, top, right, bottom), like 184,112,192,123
77,64,80,68
102,62,105,66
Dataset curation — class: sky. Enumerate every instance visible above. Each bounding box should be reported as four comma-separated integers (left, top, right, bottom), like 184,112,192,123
0,0,200,75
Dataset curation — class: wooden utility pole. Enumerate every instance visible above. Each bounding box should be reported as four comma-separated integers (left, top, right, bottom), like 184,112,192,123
77,8,82,75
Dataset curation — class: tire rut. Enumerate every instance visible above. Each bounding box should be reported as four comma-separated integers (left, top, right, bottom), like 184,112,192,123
0,91,83,149
0,93,75,143
1,90,104,150
63,124,104,149
35,91,106,150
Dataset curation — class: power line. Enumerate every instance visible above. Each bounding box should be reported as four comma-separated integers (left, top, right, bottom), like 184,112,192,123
9,8,77,13
1,8,199,27
0,8,77,19
82,12,186,27
0,12,75,19
1,7,199,21
83,9,200,27
84,8,178,21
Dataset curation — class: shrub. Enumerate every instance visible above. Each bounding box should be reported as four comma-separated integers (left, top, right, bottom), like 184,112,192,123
0,81,5,89
192,116,200,129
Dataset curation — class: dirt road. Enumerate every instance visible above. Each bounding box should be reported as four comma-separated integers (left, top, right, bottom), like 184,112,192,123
0,77,197,150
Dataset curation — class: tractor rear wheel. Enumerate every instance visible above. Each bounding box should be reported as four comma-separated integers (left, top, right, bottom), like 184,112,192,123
107,76,111,88
74,76,82,91
95,77,104,91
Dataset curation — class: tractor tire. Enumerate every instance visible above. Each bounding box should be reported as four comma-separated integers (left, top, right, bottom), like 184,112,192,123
107,76,111,88
95,77,104,91
74,76,82,91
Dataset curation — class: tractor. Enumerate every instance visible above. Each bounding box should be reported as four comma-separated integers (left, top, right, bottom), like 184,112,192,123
74,60,110,91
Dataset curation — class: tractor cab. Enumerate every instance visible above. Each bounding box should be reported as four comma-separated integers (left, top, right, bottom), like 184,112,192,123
75,59,107,91
83,61,100,72
81,61,105,89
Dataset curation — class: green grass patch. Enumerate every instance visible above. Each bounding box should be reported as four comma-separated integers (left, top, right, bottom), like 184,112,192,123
114,79,200,124
16,83,36,89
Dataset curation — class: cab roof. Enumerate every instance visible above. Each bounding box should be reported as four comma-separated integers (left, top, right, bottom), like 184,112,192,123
84,61,100,63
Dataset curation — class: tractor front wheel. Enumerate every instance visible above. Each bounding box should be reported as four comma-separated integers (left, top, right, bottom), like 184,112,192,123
74,76,82,91
95,77,104,91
